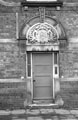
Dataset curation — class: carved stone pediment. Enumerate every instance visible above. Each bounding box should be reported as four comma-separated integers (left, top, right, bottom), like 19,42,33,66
26,22,59,44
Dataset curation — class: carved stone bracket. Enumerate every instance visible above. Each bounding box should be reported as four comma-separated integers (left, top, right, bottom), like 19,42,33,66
59,39,67,50
39,7,45,23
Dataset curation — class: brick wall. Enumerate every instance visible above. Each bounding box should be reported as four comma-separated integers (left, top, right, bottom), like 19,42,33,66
0,43,26,79
60,78,78,109
0,42,26,109
0,13,16,39
59,49,78,78
0,81,27,109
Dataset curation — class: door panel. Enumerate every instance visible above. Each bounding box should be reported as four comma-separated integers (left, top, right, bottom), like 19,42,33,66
33,87,52,99
34,65,52,75
34,76,51,86
34,54,52,65
33,53,53,103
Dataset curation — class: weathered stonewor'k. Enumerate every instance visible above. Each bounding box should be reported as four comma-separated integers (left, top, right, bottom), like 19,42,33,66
39,7,45,23
0,0,78,110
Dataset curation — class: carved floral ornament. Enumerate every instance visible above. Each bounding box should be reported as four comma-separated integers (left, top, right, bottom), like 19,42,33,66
26,22,59,44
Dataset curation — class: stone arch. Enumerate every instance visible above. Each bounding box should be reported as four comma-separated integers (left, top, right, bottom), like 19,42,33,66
19,15,67,40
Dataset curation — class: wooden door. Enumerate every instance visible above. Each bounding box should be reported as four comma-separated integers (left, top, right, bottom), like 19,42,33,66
32,52,53,103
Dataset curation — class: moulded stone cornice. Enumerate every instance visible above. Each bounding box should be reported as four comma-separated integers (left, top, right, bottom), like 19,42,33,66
0,0,78,7
63,2,78,7
0,0,20,6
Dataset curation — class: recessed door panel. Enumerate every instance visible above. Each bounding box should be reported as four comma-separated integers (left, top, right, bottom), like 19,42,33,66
34,65,52,75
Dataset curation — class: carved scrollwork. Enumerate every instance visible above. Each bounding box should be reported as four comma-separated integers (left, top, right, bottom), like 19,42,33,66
26,22,59,44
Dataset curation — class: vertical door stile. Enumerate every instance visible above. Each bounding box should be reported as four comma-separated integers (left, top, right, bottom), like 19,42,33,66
58,52,59,78
26,52,27,79
53,52,55,99
31,53,33,101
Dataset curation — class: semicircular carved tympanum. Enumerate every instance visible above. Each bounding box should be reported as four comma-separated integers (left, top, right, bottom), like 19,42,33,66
26,22,59,44
20,17,66,45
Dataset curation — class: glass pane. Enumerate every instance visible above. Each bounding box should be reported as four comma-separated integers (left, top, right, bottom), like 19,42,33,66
27,52,31,77
55,66,57,74
54,52,57,64
27,53,31,64
28,65,31,77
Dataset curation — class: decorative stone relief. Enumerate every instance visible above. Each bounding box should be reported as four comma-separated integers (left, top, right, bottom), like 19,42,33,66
39,7,45,23
26,22,59,44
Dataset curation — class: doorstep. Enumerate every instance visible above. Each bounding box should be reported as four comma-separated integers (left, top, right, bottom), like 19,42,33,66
26,103,59,109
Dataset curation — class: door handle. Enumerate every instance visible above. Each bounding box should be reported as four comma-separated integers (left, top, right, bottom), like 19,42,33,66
33,80,36,82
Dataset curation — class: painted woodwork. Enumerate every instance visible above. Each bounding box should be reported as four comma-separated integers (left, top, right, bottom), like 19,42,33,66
32,53,53,103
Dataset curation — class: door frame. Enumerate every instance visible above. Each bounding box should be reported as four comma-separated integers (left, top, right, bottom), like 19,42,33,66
26,52,59,102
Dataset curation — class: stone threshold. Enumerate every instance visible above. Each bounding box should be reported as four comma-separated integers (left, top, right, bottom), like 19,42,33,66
26,103,59,109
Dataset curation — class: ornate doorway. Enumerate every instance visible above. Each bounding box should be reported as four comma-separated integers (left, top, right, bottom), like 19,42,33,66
21,16,66,104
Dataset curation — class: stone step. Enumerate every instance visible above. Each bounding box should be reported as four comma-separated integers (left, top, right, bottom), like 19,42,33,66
26,103,59,109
